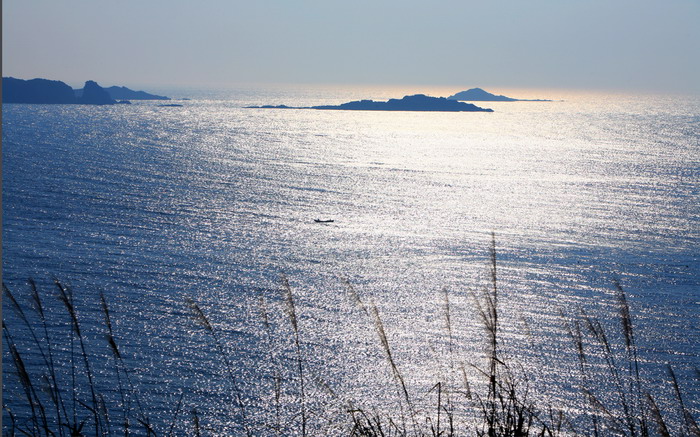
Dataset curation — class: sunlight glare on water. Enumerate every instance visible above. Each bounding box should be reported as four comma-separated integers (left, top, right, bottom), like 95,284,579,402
3,86,699,435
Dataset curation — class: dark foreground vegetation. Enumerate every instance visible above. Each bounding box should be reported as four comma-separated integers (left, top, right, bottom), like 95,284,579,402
3,236,699,436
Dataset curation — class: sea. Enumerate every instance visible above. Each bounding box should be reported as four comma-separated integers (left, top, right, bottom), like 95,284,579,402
3,85,699,435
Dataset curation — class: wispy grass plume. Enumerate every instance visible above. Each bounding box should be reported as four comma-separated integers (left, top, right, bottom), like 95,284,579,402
55,279,101,436
281,275,308,437
185,297,252,437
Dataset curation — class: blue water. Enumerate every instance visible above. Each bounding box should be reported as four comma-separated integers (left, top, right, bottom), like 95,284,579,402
3,86,699,435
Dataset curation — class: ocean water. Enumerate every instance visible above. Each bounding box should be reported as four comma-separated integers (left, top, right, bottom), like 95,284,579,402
3,86,699,435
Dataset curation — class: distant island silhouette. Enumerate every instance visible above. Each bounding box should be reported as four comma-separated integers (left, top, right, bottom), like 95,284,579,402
3,77,171,104
447,88,551,102
79,80,117,105
3,77,82,104
76,85,170,101
3,77,116,104
248,94,493,112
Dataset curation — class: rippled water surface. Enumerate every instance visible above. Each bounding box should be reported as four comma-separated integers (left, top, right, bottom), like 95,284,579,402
3,87,699,434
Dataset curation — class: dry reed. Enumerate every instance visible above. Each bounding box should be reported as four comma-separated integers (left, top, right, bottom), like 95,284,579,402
4,242,699,437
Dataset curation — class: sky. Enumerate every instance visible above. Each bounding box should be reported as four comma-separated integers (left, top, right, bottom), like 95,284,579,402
3,0,700,93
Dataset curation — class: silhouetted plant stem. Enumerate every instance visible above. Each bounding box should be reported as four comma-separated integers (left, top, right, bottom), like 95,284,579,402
3,404,18,437
99,393,113,436
3,321,44,436
442,287,455,369
429,382,442,437
471,233,500,435
614,280,648,436
281,276,308,437
167,392,185,437
668,366,700,436
343,276,370,318
55,279,102,436
369,301,418,435
258,294,283,437
186,297,252,437
561,309,600,436
646,393,671,437
4,282,66,436
5,247,700,437
192,408,201,437
29,278,69,437
100,293,133,436
488,231,498,401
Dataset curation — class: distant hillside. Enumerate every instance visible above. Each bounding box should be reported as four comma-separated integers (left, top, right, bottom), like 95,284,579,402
75,86,170,100
448,88,551,102
3,77,78,104
3,77,116,105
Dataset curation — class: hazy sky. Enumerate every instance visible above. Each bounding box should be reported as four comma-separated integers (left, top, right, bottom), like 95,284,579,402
3,0,699,93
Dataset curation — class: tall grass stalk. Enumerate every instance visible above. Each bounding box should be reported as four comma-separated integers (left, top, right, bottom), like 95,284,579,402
3,320,47,436
4,404,18,436
185,297,252,437
437,287,457,433
258,294,283,437
100,293,137,436
29,278,69,436
5,241,700,436
192,408,202,437
442,287,455,373
3,280,152,436
567,305,633,435
668,366,700,436
560,282,700,437
167,392,185,437
614,280,647,436
281,276,308,437
55,279,102,436
646,393,671,437
560,310,600,436
469,233,566,437
101,292,155,435
344,277,370,318
471,233,501,434
3,283,59,436
369,301,418,435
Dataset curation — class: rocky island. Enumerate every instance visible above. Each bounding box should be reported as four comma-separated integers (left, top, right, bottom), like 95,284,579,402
3,77,171,104
3,77,116,104
79,85,170,101
3,77,80,104
79,80,118,104
248,94,493,112
448,88,551,102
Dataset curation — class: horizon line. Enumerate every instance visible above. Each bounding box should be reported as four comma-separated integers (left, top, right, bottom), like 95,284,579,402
3,75,699,97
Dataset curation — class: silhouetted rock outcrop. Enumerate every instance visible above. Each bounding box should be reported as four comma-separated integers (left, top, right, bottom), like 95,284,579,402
248,94,493,112
448,88,551,102
75,85,170,100
2,77,77,104
104,86,170,100
3,77,119,105
78,81,116,105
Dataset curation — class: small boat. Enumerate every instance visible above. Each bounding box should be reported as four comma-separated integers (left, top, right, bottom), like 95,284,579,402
314,219,334,223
